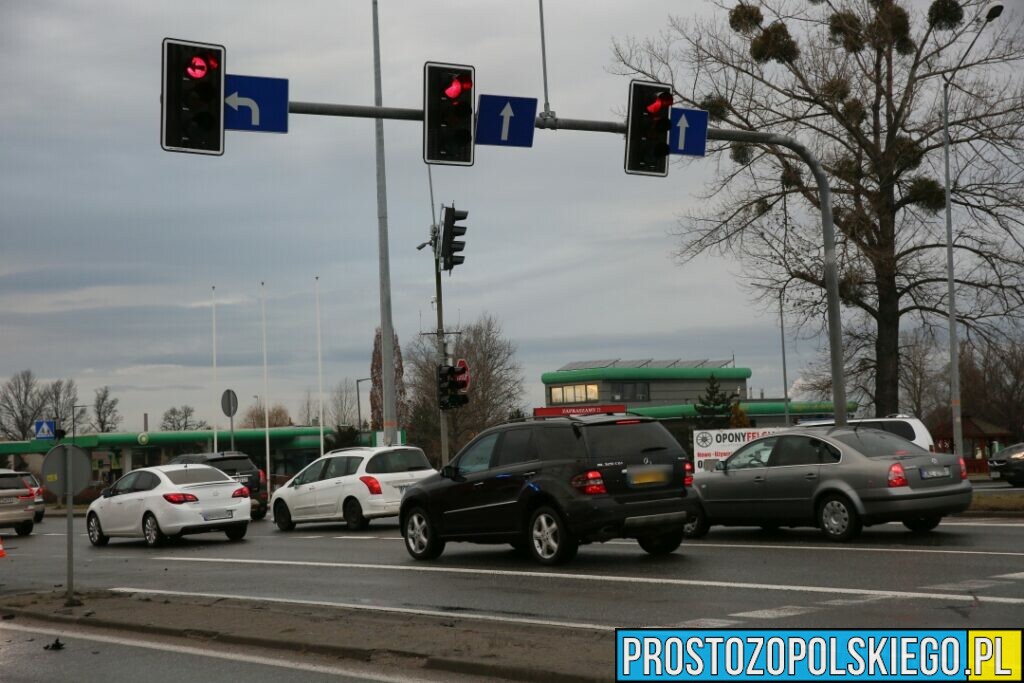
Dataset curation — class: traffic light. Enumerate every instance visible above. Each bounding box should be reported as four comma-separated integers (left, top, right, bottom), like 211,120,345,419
441,205,468,272
624,80,674,177
424,62,475,165
161,38,226,155
437,364,469,410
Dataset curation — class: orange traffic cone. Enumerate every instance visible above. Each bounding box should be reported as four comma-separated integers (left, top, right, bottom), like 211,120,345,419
0,537,6,559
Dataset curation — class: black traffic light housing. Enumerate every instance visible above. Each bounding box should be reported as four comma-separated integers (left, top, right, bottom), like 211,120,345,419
624,80,674,177
424,62,475,166
162,38,226,155
437,364,468,410
441,205,468,272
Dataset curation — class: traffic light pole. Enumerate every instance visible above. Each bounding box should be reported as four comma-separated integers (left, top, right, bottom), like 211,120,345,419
285,105,847,426
432,225,452,466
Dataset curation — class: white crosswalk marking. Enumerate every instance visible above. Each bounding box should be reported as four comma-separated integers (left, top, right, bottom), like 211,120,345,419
672,618,742,628
729,606,821,619
922,579,1013,591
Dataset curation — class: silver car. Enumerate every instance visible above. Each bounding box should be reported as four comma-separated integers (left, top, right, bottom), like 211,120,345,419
684,426,971,541
0,469,36,536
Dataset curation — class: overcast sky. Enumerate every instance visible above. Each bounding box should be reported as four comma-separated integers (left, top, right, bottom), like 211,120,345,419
0,0,827,433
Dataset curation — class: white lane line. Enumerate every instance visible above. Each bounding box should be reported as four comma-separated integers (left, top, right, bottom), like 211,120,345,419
691,541,1024,558
151,556,1024,605
730,606,821,619
941,521,1024,527
672,618,742,628
295,535,325,539
110,587,615,632
0,622,433,683
332,536,402,540
994,572,1024,580
820,596,889,606
922,579,1014,591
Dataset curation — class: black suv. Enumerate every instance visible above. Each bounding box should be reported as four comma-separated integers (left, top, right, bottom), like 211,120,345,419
399,415,695,565
167,452,268,520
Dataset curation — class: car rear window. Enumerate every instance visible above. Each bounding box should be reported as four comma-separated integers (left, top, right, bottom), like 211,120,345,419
537,426,587,461
165,468,232,485
833,429,929,457
0,474,28,490
365,449,431,474
206,457,256,475
582,421,686,461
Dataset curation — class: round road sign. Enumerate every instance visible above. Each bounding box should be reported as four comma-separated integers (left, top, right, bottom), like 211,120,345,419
221,389,239,418
41,445,92,497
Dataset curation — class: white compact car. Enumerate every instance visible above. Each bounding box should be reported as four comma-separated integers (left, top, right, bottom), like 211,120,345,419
87,464,251,547
271,446,435,531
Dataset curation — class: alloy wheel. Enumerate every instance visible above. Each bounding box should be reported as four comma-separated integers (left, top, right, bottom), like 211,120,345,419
531,512,560,560
822,500,849,535
406,512,429,554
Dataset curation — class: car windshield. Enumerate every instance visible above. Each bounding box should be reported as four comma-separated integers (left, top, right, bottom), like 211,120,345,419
207,457,255,474
0,474,28,490
583,421,686,461
993,444,1024,459
165,468,232,484
833,429,928,457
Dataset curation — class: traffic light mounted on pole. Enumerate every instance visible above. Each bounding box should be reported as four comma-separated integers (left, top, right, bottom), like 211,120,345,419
441,205,468,272
624,80,673,177
423,62,475,166
161,38,226,155
437,363,468,411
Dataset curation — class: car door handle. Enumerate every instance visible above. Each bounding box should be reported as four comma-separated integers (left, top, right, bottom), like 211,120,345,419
473,481,485,487
753,476,766,483
522,471,537,478
805,473,818,480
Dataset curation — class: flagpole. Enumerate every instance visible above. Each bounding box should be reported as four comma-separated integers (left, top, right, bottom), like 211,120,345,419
315,276,325,457
261,282,271,492
212,285,218,453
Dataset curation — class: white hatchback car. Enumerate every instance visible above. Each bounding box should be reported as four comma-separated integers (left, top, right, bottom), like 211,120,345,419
271,446,435,531
87,465,251,547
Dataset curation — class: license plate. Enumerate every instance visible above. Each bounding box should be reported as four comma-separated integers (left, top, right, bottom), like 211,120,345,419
629,468,669,485
203,510,233,521
920,466,950,479
0,497,13,505
991,471,1001,479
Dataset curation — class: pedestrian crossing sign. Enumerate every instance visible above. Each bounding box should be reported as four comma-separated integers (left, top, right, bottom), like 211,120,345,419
34,420,56,440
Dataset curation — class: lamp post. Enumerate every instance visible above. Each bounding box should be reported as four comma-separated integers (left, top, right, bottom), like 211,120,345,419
779,291,791,427
356,378,372,434
942,2,1003,458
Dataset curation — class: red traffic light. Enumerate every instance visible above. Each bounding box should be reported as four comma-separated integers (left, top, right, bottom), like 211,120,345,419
645,91,673,116
444,75,473,100
186,55,208,80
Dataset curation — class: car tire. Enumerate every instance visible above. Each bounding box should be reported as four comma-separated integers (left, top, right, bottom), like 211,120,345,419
818,494,862,542
142,513,165,547
404,507,445,561
225,524,248,541
528,506,578,566
274,501,296,532
87,513,109,546
682,505,710,539
344,499,369,531
14,520,33,537
903,516,942,533
251,505,267,521
34,512,44,523
637,529,684,556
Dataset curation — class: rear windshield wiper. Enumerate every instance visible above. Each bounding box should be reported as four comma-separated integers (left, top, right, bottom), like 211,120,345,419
641,446,667,453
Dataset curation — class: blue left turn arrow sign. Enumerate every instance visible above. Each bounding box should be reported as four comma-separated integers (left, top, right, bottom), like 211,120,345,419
224,74,288,134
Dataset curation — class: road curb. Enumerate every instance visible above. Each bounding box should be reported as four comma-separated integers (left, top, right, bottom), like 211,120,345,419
0,599,605,683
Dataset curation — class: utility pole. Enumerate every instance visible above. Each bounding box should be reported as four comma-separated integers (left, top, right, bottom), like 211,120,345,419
431,223,452,465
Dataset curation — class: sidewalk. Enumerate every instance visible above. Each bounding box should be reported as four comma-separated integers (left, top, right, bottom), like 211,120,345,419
1,590,610,682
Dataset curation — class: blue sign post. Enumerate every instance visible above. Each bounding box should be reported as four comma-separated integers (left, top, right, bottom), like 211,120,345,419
669,108,709,157
34,420,56,440
475,95,538,147
224,75,289,134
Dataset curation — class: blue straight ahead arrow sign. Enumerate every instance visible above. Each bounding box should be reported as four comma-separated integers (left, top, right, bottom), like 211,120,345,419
669,107,709,157
476,95,537,147
224,74,289,134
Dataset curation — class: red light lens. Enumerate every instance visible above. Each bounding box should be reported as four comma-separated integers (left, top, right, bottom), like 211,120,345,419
571,470,607,495
443,75,472,100
959,457,967,480
646,92,673,116
887,463,908,488
259,469,267,484
186,56,208,80
684,461,694,488
232,486,250,498
163,492,199,504
360,476,382,495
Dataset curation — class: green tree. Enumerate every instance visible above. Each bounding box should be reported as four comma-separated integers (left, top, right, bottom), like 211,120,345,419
695,374,734,429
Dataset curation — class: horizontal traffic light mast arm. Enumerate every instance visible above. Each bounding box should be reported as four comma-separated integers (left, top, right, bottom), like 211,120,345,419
285,100,846,426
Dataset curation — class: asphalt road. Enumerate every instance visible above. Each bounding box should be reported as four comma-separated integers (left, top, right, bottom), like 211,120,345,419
971,479,1024,494
3,513,1024,633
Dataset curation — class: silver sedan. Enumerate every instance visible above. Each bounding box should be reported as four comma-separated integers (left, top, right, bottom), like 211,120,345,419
684,426,972,541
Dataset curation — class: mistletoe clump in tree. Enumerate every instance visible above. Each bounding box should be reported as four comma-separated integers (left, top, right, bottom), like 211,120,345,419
613,0,1024,415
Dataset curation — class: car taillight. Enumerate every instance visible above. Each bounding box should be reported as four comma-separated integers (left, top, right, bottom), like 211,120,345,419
683,461,694,488
163,492,199,504
570,470,607,495
232,486,250,498
360,476,382,495
959,457,967,480
259,469,267,485
929,444,936,453
17,492,34,501
888,462,908,488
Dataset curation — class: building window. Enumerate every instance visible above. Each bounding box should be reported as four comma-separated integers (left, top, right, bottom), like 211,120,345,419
610,382,649,402
550,383,599,405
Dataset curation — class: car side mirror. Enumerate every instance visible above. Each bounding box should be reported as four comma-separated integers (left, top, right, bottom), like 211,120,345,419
440,465,455,479
715,460,726,472
102,487,113,498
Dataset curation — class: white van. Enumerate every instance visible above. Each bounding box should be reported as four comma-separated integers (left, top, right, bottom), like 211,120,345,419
797,415,936,452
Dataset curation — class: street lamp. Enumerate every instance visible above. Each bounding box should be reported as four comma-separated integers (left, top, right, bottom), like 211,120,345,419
942,2,1002,458
355,378,372,432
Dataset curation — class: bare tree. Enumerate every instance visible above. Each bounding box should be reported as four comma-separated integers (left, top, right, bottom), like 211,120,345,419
44,378,88,435
329,378,359,428
297,388,319,426
161,405,208,431
958,329,1024,442
612,0,1024,415
369,327,408,431
240,399,292,429
405,313,525,461
0,369,44,440
90,386,123,433
898,327,944,419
